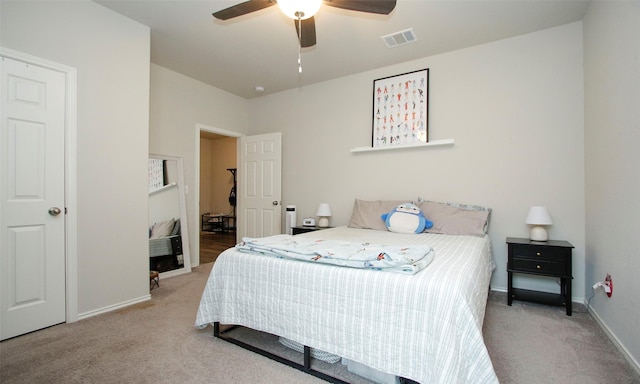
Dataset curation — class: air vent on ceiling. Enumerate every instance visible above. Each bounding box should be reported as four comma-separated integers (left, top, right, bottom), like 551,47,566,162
381,28,417,48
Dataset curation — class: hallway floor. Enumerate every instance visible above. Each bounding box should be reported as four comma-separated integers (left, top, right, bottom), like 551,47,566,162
199,231,237,264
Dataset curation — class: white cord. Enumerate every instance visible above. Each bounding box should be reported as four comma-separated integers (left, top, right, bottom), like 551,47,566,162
297,17,302,73
586,289,596,308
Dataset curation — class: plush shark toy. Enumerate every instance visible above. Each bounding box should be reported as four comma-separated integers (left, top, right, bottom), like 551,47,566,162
381,203,433,234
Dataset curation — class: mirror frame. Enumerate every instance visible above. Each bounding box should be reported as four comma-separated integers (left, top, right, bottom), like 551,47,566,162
149,153,192,277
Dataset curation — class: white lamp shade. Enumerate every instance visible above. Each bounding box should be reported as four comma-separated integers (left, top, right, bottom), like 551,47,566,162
316,203,332,227
525,206,552,225
277,0,322,20
316,203,332,217
526,206,552,241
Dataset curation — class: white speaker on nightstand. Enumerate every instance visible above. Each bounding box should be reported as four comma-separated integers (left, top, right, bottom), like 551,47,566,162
286,205,296,235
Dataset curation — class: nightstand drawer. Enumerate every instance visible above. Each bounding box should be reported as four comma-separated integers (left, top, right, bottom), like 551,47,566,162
511,257,566,275
171,236,183,255
511,244,565,261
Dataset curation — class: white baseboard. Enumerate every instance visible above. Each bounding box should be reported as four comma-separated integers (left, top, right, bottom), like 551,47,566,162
76,294,151,321
588,304,640,377
159,267,191,279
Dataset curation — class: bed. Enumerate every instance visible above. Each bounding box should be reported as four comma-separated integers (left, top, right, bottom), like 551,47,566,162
195,200,498,384
149,218,183,272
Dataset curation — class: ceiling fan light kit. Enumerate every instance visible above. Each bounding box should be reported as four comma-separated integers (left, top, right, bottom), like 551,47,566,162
277,0,322,20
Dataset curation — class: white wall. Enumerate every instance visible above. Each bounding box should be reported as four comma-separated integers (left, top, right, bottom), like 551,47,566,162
149,64,249,266
249,23,586,298
149,186,180,225
148,159,181,225
1,1,151,315
584,0,640,369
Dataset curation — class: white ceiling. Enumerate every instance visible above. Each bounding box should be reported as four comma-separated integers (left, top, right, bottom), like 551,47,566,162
96,0,590,99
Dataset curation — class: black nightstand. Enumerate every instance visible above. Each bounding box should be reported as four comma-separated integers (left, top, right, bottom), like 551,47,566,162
291,226,330,235
506,237,574,315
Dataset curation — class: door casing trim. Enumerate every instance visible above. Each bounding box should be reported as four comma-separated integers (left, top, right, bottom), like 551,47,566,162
194,123,243,267
1,47,79,323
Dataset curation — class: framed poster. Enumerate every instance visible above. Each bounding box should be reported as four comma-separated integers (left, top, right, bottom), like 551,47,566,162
372,68,429,148
148,158,166,192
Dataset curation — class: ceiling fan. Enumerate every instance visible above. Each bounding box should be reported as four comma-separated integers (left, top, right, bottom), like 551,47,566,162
212,0,397,48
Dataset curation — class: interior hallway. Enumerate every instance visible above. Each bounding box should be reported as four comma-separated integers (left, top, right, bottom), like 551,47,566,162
200,231,237,264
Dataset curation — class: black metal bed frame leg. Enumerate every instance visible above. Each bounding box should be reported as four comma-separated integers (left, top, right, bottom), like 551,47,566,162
304,345,311,369
211,322,349,384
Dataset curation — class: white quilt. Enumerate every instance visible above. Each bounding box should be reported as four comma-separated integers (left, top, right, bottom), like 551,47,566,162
236,234,434,274
195,227,498,384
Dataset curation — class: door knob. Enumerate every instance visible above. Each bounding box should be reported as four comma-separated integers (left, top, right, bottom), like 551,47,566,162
48,207,62,216
272,201,279,206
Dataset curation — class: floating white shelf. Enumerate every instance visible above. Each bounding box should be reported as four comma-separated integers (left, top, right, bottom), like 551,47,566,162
149,182,177,195
350,138,455,153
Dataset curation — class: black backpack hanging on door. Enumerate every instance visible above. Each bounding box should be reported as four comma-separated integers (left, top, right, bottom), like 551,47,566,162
228,186,236,206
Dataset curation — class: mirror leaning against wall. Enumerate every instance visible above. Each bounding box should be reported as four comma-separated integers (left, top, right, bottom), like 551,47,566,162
148,154,191,278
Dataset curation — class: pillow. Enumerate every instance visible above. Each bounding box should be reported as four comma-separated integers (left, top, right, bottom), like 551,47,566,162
170,219,181,236
150,218,175,239
416,201,491,236
347,199,410,231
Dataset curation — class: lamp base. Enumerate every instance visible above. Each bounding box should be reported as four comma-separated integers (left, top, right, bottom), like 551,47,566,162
318,217,329,228
529,226,548,241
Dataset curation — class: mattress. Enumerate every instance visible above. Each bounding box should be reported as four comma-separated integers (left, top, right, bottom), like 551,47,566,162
195,226,498,383
149,235,179,257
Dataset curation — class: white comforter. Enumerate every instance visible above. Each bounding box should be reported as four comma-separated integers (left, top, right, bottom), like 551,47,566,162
195,227,498,384
236,234,434,274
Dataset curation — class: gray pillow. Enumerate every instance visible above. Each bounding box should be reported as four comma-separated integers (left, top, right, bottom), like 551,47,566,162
171,218,181,236
150,218,175,239
416,201,491,236
347,199,410,231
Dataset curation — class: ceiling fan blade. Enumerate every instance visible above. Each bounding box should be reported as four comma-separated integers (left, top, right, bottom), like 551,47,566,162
294,17,317,48
324,0,397,15
212,0,276,20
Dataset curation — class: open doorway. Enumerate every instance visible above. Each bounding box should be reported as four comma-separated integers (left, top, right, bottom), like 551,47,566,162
197,126,240,265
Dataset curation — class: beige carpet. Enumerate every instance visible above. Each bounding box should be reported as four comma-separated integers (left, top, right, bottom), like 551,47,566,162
484,292,640,384
1,262,639,384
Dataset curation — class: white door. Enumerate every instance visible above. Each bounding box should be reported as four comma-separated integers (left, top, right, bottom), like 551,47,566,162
1,56,67,340
237,133,282,240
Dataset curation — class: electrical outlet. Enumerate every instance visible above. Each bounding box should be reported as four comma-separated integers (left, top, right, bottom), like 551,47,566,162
593,274,613,297
604,273,613,297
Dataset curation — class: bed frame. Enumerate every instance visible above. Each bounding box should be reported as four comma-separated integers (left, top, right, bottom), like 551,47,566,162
149,235,182,272
213,322,418,384
197,227,497,383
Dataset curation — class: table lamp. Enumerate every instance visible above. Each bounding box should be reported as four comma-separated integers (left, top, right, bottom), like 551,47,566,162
526,206,552,241
316,203,332,228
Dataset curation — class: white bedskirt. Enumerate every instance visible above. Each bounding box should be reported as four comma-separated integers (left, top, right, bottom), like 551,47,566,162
195,227,498,384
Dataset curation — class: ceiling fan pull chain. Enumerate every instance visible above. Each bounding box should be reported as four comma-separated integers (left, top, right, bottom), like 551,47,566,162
297,16,303,73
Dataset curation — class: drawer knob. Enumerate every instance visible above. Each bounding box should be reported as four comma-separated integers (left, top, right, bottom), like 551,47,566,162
536,252,541,256
536,265,541,269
